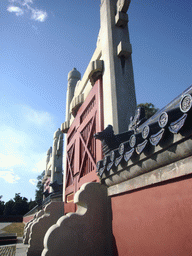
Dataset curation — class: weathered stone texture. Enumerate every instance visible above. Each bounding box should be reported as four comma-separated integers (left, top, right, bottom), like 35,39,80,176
42,182,113,256
26,202,63,256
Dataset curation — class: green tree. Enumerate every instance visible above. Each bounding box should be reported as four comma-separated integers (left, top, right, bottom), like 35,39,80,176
35,171,45,204
12,193,29,215
0,196,5,215
4,199,15,216
137,103,159,119
28,199,37,211
3,193,32,216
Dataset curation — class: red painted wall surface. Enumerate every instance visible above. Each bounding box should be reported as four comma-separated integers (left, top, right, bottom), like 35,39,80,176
23,215,34,224
64,77,103,214
111,175,192,256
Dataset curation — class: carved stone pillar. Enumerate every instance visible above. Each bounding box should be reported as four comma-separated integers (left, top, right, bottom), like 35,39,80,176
50,128,63,193
100,0,136,133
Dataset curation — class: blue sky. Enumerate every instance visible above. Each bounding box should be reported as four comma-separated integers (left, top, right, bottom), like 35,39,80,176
0,0,191,203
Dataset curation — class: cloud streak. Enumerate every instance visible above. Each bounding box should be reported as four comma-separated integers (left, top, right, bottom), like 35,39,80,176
0,170,20,184
7,0,48,22
0,153,25,168
29,179,37,186
0,104,56,183
31,154,46,173
31,9,47,22
21,105,54,127
7,6,24,16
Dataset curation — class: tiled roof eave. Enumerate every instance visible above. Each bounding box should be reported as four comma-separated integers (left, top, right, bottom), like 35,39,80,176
96,85,192,186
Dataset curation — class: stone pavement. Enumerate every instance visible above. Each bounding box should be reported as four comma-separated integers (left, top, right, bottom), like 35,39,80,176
0,223,11,233
0,223,28,255
0,237,28,256
16,238,28,256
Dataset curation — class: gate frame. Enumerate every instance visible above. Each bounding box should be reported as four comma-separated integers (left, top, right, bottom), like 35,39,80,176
64,77,103,213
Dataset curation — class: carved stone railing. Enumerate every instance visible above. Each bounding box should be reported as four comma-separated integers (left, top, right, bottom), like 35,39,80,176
26,201,63,256
23,210,44,245
42,182,113,256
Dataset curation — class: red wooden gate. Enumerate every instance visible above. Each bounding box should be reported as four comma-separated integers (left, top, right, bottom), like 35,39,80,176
64,78,103,214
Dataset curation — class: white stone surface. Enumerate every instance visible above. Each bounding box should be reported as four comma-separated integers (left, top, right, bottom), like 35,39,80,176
50,129,63,192
23,210,44,245
27,202,63,256
66,68,81,122
42,182,113,256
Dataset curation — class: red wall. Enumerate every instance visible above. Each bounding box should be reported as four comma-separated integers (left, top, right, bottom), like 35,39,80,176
23,215,34,224
111,175,192,256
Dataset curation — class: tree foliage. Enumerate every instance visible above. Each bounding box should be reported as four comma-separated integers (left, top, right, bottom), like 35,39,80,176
28,199,37,211
1,193,36,216
35,170,45,204
1,171,45,216
137,103,159,119
12,193,29,216
0,196,5,215
3,199,15,216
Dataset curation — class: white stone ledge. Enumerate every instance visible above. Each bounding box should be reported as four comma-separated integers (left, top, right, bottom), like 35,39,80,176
108,155,192,196
73,46,102,99
70,93,84,117
88,60,104,85
61,120,70,133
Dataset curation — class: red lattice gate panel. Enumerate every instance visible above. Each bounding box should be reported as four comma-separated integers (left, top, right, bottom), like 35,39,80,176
65,78,103,214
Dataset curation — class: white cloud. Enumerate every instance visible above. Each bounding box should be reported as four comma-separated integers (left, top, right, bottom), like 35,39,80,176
0,102,55,203
21,105,54,126
7,6,24,16
0,125,33,156
31,9,48,22
23,0,33,4
0,170,20,183
29,179,37,186
6,0,48,22
0,102,56,202
32,154,46,173
0,153,25,168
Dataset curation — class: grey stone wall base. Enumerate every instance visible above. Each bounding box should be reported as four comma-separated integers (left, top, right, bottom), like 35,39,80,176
42,182,113,256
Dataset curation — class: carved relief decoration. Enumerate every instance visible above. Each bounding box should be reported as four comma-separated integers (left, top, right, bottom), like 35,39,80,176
180,94,192,113
169,114,187,134
124,148,134,162
149,129,165,146
136,140,148,155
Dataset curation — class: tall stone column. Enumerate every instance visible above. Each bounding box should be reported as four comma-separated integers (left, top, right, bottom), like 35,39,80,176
100,0,137,133
42,147,52,199
62,68,81,199
65,68,81,121
50,128,63,193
